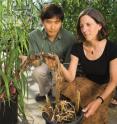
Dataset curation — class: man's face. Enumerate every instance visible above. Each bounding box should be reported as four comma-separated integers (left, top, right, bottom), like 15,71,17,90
42,16,62,39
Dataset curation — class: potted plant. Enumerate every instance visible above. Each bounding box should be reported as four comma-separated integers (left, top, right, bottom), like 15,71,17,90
0,39,26,123
0,1,32,123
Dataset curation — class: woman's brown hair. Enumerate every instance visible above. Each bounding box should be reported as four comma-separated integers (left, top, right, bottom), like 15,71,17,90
77,8,108,41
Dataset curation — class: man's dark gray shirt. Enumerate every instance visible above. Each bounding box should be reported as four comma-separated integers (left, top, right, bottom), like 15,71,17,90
29,28,76,63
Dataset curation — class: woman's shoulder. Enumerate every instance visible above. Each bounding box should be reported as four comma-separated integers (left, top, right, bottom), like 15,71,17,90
71,42,83,57
107,40,117,51
106,40,117,59
72,42,83,48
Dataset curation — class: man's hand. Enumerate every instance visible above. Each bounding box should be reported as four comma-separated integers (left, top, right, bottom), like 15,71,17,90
19,55,27,66
19,55,41,68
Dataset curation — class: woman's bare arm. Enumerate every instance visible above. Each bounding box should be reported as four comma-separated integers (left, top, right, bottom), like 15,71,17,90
100,58,117,100
61,55,79,82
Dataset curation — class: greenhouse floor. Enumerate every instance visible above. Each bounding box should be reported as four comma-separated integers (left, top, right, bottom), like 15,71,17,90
18,69,117,124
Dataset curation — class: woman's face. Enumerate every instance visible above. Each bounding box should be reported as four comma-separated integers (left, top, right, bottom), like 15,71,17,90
80,15,102,42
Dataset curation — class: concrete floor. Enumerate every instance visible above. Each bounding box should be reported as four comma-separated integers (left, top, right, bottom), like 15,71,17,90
109,107,117,124
21,69,117,124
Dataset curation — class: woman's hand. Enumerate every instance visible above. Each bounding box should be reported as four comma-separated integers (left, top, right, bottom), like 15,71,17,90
44,54,60,69
82,99,102,118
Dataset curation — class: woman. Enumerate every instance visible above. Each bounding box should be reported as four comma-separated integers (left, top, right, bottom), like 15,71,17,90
45,8,117,124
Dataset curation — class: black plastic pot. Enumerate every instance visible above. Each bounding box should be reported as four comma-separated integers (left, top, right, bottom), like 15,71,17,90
42,108,83,124
0,95,18,124
42,95,83,124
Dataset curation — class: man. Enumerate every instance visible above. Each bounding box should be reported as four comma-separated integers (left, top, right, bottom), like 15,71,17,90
24,3,76,102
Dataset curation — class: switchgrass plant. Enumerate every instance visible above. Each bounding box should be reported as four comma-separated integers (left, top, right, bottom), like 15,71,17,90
0,0,38,119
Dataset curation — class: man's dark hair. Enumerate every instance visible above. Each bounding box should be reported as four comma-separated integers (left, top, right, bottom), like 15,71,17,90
77,8,108,41
40,4,64,21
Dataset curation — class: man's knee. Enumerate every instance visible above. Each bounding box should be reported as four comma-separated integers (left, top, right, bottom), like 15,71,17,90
32,63,49,78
